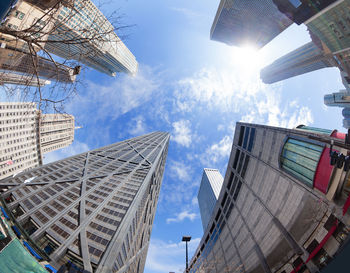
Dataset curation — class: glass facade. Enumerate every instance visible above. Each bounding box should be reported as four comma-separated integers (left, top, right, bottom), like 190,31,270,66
280,138,323,187
261,42,334,84
296,125,333,135
197,169,224,231
307,0,350,53
210,0,293,48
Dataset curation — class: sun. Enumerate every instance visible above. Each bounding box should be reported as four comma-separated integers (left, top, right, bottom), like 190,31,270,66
230,45,266,72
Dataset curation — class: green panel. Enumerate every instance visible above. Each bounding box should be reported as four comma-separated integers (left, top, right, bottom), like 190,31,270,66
0,239,47,273
280,138,323,187
297,125,332,135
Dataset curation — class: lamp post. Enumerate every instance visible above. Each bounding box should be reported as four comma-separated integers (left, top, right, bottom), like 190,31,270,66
182,236,191,272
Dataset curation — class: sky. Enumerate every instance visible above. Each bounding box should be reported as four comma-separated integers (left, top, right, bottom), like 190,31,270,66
42,1,346,272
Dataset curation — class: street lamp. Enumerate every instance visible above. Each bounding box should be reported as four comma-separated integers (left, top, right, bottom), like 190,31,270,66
182,236,191,272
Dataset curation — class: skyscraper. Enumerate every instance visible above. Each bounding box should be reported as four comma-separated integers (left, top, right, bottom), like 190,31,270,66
306,0,350,54
44,0,138,76
188,122,350,273
0,102,74,180
0,70,50,86
210,0,293,48
197,169,223,231
0,47,78,84
273,0,338,25
260,41,335,84
0,131,169,273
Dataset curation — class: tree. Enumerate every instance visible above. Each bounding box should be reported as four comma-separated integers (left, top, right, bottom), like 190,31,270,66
0,0,134,112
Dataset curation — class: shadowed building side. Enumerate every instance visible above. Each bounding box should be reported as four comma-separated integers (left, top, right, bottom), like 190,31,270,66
210,0,293,48
188,123,350,273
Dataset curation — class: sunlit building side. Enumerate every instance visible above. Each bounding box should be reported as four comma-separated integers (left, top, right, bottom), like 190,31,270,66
44,0,138,76
197,169,223,231
0,132,169,273
260,42,335,84
188,122,350,273
210,0,293,48
0,102,74,180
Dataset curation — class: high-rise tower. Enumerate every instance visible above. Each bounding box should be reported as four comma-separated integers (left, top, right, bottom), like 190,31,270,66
260,41,335,84
0,131,169,273
0,102,74,180
210,0,293,48
188,123,350,273
197,169,223,231
44,0,138,76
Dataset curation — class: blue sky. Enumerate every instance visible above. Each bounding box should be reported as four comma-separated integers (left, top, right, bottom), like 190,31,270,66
44,1,345,272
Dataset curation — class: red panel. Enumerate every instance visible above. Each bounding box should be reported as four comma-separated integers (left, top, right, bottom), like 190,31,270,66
331,130,346,139
313,147,334,194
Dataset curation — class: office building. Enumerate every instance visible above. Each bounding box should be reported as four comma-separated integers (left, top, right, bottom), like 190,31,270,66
0,47,78,83
210,0,293,48
0,132,169,273
198,169,224,231
273,0,338,24
188,123,350,273
260,42,335,84
306,0,350,54
44,0,138,76
0,102,74,180
0,70,50,86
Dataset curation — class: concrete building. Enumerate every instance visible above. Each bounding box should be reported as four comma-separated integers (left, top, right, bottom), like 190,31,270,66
306,0,350,54
0,47,78,84
0,131,169,273
0,70,50,86
210,0,293,48
0,102,74,180
273,0,338,25
44,0,138,76
188,122,350,273
198,169,224,231
260,41,335,84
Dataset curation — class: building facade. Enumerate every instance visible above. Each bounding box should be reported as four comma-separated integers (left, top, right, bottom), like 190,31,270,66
0,102,74,180
273,0,338,25
0,131,169,273
198,169,224,231
188,122,350,273
44,0,138,76
0,70,50,86
260,42,335,84
306,0,350,54
210,0,293,48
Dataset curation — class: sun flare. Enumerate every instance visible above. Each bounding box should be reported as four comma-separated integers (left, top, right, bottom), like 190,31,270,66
231,46,266,72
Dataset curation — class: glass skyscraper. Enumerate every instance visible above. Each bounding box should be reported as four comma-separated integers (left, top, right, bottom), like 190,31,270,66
210,0,293,48
197,169,224,231
0,131,169,273
260,42,335,84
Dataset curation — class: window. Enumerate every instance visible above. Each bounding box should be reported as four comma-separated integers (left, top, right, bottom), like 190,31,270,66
280,138,323,187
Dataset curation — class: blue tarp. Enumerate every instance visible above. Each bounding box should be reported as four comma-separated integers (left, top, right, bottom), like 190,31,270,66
45,264,57,273
0,207,9,220
11,225,21,238
23,241,43,260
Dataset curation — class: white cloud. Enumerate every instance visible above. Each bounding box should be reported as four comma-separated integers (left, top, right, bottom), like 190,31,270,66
166,210,198,224
145,238,200,273
172,119,193,147
128,115,147,136
67,65,160,124
173,67,314,128
43,141,90,164
169,160,192,182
